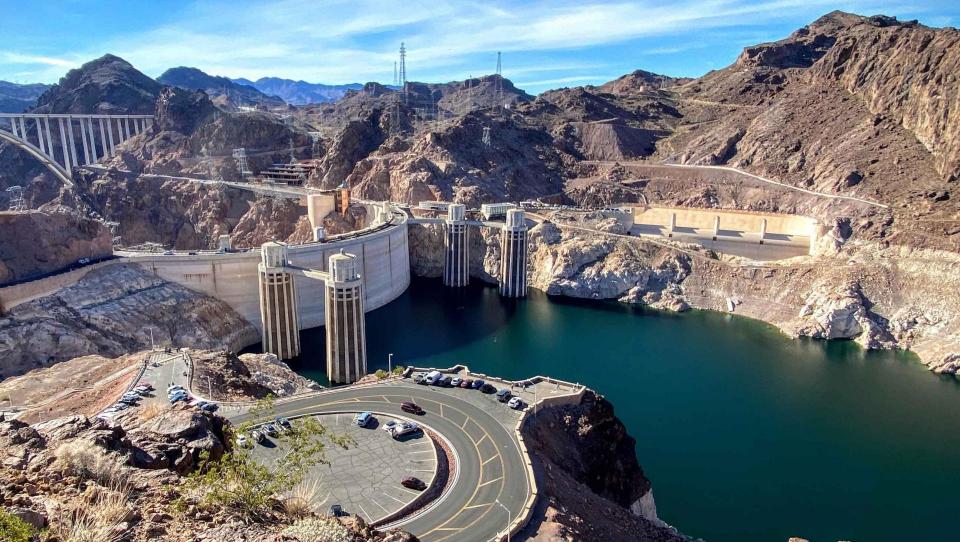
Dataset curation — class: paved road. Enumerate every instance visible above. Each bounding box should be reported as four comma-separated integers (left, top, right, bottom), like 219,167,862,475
232,383,530,542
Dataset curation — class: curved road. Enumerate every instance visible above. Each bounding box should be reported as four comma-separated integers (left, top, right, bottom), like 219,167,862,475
232,383,530,542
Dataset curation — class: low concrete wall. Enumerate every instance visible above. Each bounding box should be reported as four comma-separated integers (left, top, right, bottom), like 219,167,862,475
0,259,121,313
633,204,819,237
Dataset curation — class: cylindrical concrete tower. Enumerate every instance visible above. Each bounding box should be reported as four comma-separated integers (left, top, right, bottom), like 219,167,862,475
313,226,326,242
444,204,469,287
325,251,367,384
499,209,528,298
258,241,300,360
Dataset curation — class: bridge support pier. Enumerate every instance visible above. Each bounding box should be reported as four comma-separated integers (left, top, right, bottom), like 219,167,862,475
668,212,676,237
499,209,528,298
325,251,367,385
258,242,301,360
444,204,469,287
712,216,720,241
759,219,767,245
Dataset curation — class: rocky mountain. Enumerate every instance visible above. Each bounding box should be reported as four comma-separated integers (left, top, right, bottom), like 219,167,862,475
158,67,287,109
233,76,363,105
0,54,163,208
0,207,112,285
33,54,161,115
0,81,50,113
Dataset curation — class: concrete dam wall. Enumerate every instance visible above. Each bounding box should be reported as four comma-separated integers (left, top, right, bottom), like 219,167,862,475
133,215,410,335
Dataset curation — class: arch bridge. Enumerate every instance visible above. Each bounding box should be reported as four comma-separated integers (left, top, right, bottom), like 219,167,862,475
0,113,154,186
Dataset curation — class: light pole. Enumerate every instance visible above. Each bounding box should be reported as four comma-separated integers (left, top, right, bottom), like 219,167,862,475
388,353,393,374
494,498,511,542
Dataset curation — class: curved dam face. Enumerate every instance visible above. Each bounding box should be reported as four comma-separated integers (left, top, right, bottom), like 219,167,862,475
132,214,410,340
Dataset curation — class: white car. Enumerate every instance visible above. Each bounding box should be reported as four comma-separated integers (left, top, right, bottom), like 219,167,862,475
507,397,525,410
390,422,420,439
236,434,250,448
450,377,463,387
382,420,399,433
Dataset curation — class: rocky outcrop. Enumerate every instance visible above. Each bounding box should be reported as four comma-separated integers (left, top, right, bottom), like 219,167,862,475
0,208,112,285
0,263,258,378
32,54,161,115
520,390,683,541
191,350,320,401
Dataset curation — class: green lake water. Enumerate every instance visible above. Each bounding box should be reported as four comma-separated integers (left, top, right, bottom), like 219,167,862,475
287,277,960,542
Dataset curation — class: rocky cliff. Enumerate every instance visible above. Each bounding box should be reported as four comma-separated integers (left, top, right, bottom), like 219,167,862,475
519,390,684,541
0,208,112,285
0,263,258,378
409,217,960,376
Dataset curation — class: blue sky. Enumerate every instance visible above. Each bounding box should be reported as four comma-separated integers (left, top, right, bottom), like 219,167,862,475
0,0,957,94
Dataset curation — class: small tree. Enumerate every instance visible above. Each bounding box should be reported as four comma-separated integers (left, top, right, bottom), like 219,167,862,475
183,395,352,521
374,369,388,379
391,365,406,376
0,508,38,542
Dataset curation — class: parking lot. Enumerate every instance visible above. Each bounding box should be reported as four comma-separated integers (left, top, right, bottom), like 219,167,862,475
249,412,438,523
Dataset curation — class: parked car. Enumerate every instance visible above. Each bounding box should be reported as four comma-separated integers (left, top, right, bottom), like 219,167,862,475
440,376,453,387
450,377,462,387
460,379,473,389
275,417,292,430
162,250,174,256
112,403,129,411
77,258,91,265
507,397,525,410
391,422,420,439
496,389,512,403
401,476,426,491
236,434,250,448
264,423,279,437
413,373,424,384
424,371,442,385
480,383,497,394
355,412,373,427
251,430,266,444
138,382,154,390
471,379,485,390
200,402,218,412
400,401,424,415
329,504,345,517
382,420,399,433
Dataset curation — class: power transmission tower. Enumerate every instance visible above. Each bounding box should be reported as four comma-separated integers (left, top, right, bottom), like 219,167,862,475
399,42,408,104
5,186,25,211
288,138,297,164
393,61,398,86
494,51,503,113
233,148,252,179
482,126,491,147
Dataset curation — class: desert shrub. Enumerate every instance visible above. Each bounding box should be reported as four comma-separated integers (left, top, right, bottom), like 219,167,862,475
0,508,38,542
374,369,388,379
184,396,353,521
54,440,129,487
280,478,322,518
48,487,131,542
282,517,355,542
391,365,405,376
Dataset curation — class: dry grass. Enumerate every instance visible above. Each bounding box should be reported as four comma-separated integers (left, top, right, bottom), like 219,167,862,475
280,478,323,519
54,440,130,487
49,485,132,542
137,402,166,421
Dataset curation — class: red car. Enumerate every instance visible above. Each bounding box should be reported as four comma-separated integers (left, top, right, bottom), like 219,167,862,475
459,379,473,389
400,401,424,415
401,476,426,491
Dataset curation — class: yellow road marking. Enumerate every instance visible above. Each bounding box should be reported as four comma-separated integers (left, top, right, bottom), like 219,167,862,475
481,453,501,466
478,476,503,488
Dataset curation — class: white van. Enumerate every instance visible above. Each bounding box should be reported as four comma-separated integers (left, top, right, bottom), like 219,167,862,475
424,371,443,385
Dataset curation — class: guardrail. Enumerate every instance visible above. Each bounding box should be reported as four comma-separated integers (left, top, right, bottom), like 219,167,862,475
401,364,586,541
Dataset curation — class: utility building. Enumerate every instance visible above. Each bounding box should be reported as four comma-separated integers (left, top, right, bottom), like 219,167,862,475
258,242,300,360
325,251,367,384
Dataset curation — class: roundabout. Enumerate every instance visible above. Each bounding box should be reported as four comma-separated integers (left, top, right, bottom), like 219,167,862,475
232,381,532,542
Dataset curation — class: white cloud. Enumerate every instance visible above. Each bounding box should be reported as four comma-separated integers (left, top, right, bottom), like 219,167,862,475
0,0,946,85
